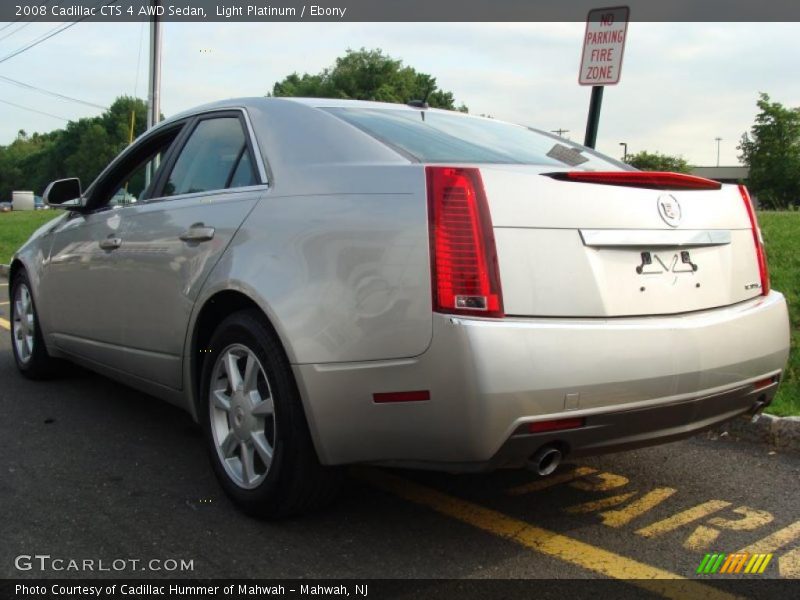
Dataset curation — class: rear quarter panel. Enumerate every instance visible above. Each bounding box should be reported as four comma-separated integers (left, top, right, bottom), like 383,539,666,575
197,163,432,364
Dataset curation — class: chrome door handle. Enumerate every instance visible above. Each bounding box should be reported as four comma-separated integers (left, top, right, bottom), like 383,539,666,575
179,224,215,243
98,237,122,250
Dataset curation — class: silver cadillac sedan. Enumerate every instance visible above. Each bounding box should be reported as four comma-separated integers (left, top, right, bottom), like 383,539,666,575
9,98,790,517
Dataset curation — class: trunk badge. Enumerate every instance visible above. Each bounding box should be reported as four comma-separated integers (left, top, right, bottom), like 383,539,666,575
657,194,682,227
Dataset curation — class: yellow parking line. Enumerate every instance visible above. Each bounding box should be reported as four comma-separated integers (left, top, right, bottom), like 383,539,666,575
506,466,596,495
0,317,9,330
636,500,731,538
601,487,677,528
359,469,739,600
738,520,800,554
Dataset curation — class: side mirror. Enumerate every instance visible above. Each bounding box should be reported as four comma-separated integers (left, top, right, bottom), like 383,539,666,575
43,178,84,210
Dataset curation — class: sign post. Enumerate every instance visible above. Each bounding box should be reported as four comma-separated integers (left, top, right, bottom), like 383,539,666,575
579,6,629,148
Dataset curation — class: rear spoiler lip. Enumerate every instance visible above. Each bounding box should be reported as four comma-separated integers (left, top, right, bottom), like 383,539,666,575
543,171,722,191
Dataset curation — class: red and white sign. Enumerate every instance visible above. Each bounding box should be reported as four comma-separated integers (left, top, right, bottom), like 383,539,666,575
579,6,629,86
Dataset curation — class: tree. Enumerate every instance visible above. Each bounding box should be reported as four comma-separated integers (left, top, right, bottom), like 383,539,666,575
270,48,468,112
738,93,800,210
624,150,692,173
0,96,147,200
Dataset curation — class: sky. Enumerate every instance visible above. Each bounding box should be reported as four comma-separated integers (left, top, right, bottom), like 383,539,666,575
0,21,798,166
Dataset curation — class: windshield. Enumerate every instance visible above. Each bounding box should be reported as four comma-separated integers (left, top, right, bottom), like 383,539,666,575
325,107,626,169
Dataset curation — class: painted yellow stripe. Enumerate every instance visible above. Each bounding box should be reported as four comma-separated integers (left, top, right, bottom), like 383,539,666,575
636,500,731,538
738,520,800,554
0,316,9,330
601,487,677,528
564,492,636,514
359,469,740,600
506,466,596,495
777,547,798,577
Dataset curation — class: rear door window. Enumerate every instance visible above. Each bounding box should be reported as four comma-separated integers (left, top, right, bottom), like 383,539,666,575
162,116,257,197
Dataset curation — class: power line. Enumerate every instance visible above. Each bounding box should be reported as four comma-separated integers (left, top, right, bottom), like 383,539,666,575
0,15,26,34
0,1,54,44
0,75,108,109
0,22,79,65
0,1,117,66
0,97,68,121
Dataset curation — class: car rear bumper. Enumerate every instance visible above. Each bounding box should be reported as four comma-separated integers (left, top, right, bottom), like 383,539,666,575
294,291,790,470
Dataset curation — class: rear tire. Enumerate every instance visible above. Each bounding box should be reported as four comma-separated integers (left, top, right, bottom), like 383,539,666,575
200,309,342,518
10,271,62,379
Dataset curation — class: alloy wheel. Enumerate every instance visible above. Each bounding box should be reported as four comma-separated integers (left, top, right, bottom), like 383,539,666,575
209,344,276,489
12,283,35,364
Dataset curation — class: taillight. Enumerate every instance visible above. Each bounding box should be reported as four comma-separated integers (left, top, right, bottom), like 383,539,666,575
426,166,503,317
739,185,770,296
546,171,722,191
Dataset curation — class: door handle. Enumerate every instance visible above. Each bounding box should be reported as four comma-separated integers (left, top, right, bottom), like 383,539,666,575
98,237,122,250
179,224,215,243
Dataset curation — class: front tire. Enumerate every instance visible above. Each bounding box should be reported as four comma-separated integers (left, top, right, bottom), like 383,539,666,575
200,309,341,518
10,271,61,379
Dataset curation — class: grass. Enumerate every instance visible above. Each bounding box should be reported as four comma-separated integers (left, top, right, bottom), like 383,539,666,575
0,208,797,414
758,211,799,416
0,210,60,265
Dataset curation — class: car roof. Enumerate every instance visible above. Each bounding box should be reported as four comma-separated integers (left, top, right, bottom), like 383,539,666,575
160,96,450,126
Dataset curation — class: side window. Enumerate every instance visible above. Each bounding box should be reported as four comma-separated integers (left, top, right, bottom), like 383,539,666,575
97,129,180,209
108,144,170,207
162,117,257,197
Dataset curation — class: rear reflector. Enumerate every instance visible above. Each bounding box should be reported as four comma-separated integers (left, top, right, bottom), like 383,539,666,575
528,417,585,434
739,185,770,296
753,377,776,391
373,390,431,403
546,171,722,191
426,166,503,317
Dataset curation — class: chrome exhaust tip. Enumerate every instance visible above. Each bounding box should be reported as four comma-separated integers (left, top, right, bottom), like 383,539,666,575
528,445,563,476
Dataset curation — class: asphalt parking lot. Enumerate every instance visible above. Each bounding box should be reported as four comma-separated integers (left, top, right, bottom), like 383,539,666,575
1,274,798,596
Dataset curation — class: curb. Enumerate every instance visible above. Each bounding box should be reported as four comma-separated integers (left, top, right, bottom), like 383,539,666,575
0,264,8,277
708,413,800,453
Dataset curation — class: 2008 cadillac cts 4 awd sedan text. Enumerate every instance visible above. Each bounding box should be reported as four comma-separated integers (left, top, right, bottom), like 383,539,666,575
9,98,790,517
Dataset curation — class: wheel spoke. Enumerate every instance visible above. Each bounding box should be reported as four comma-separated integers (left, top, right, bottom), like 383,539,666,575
224,351,243,391
15,300,24,318
252,431,273,468
240,441,255,484
251,394,274,417
242,354,259,393
212,389,232,412
219,432,238,458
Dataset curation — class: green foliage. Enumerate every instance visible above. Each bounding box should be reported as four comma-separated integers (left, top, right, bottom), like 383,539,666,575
0,96,147,200
757,211,800,416
271,48,468,111
738,93,800,210
624,150,692,173
0,210,60,264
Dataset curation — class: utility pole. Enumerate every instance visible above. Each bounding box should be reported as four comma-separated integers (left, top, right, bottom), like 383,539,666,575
551,128,570,138
145,0,162,184
715,137,722,167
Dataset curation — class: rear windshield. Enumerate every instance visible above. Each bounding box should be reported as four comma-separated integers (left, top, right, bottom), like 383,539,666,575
325,107,624,169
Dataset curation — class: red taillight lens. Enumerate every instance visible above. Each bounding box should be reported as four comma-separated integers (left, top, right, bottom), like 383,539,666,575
528,418,585,434
739,185,770,296
426,166,503,317
547,171,722,191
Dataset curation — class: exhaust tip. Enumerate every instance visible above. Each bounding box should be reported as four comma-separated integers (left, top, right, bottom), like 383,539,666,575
529,445,563,477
